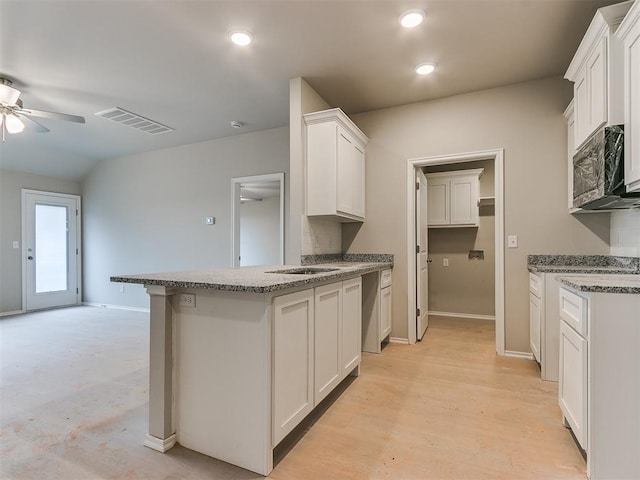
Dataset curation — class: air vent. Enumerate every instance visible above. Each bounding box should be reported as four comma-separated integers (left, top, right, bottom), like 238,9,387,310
94,107,174,135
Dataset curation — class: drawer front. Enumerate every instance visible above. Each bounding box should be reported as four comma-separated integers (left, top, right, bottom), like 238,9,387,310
380,269,392,288
559,287,588,337
529,272,543,298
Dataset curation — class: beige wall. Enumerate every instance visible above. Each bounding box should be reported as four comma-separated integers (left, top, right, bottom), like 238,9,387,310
424,160,495,317
343,76,611,352
0,169,81,314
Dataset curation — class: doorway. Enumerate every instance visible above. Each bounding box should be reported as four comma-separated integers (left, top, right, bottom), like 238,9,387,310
406,149,505,355
22,190,81,311
231,173,285,267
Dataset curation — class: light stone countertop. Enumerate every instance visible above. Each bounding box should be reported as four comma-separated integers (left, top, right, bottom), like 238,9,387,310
110,261,393,294
557,274,640,294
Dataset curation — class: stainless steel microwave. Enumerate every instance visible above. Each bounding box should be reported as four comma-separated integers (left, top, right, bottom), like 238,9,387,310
573,125,640,210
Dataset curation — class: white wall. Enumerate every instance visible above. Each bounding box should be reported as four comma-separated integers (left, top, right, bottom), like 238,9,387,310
610,210,640,256
82,127,289,309
0,169,81,314
240,195,280,266
342,76,611,351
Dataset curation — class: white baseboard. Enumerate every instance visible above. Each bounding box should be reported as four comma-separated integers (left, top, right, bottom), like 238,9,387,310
0,309,26,318
389,337,409,344
504,350,535,360
428,311,496,321
83,302,150,313
144,433,176,452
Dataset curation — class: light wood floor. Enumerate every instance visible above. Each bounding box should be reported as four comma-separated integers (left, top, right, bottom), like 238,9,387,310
0,308,586,479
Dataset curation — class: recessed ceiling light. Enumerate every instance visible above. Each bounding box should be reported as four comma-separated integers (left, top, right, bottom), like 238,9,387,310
229,30,253,46
416,63,436,75
399,9,425,28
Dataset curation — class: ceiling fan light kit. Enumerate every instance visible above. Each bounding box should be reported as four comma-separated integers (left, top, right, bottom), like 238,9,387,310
0,76,86,142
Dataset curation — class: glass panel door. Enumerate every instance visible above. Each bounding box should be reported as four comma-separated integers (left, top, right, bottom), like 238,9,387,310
35,204,69,293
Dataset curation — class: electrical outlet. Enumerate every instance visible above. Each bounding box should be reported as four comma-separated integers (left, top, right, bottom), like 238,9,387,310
120,284,125,294
179,293,196,308
443,258,449,267
508,235,518,248
205,217,215,225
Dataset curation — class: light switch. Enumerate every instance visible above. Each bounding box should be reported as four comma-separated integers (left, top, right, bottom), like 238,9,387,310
508,235,518,248
205,217,215,225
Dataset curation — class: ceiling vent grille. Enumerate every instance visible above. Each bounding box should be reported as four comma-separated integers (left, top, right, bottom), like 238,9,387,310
94,107,174,135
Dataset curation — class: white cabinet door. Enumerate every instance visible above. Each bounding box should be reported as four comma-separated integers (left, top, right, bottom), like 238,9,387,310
351,143,366,219
426,178,449,226
341,277,362,376
529,292,541,363
559,320,588,450
450,175,478,225
620,6,640,192
273,289,315,445
380,285,392,341
587,37,608,136
574,68,589,147
314,282,342,404
336,127,353,216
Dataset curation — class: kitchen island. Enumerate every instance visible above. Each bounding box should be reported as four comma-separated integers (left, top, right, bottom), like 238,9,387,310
111,258,392,475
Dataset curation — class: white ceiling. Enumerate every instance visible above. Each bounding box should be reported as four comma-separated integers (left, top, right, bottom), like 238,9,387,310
0,0,620,181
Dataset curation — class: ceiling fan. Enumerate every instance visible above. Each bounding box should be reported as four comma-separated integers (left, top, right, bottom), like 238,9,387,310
0,77,85,142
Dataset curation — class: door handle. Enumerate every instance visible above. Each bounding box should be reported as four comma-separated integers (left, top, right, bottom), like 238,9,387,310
27,256,33,260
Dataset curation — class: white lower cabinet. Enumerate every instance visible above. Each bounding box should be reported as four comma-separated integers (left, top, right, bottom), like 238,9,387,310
314,283,342,404
529,292,542,364
558,319,587,450
273,289,315,445
380,285,392,341
273,276,363,445
558,285,640,480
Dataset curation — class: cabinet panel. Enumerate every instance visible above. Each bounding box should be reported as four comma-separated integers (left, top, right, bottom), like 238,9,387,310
559,320,587,450
314,283,342,404
450,176,476,225
352,144,366,218
574,70,589,146
336,128,353,215
273,289,314,445
587,37,607,134
559,287,588,337
426,180,449,225
342,278,362,376
380,285,392,341
529,293,541,363
625,27,640,191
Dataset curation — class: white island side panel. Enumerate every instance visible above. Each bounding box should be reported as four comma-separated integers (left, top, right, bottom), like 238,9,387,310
175,289,272,475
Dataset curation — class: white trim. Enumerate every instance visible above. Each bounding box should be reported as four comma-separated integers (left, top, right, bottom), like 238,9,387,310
0,310,26,318
144,433,176,452
231,173,285,268
389,337,409,344
428,311,496,321
406,149,505,356
82,302,150,313
505,350,535,361
21,189,82,312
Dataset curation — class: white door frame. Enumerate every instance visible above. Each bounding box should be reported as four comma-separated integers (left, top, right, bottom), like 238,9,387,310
21,189,82,311
406,149,505,356
231,172,285,267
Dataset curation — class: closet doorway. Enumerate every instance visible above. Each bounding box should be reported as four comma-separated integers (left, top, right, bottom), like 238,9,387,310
406,149,505,355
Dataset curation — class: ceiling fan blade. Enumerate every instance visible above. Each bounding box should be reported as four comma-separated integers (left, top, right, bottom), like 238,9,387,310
18,108,85,124
18,114,50,133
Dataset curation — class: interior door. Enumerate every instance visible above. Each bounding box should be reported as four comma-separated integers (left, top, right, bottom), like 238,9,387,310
416,169,429,340
24,190,80,311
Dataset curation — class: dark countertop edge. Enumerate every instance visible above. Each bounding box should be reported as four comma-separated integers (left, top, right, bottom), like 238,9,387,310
528,266,639,274
557,275,640,294
110,262,393,294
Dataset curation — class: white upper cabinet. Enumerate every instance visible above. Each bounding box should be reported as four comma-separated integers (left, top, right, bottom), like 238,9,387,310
565,1,632,149
616,0,640,192
304,108,369,222
426,169,483,228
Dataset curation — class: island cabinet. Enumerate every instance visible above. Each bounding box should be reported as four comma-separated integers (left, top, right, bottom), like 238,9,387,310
558,284,640,479
616,0,640,192
304,108,369,222
564,1,632,150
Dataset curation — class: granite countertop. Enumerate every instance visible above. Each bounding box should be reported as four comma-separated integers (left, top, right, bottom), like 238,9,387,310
527,254,640,275
557,274,640,294
111,260,393,294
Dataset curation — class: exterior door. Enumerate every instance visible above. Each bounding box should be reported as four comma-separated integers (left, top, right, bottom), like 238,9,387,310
23,190,80,311
416,169,429,340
